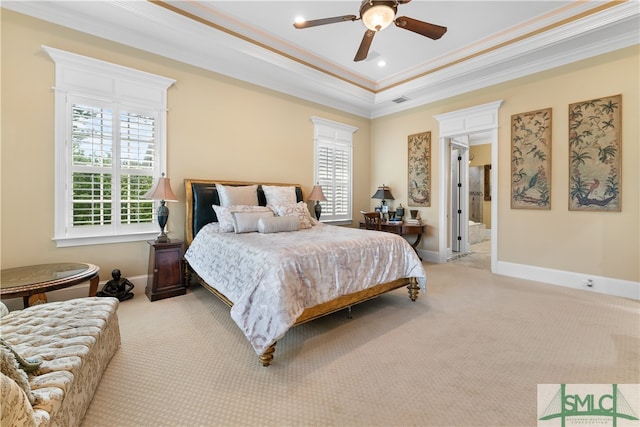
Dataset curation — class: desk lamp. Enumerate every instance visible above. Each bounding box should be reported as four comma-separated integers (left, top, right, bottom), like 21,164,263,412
143,173,178,242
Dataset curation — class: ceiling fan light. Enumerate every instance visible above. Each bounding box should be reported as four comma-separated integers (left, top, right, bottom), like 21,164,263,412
362,5,395,31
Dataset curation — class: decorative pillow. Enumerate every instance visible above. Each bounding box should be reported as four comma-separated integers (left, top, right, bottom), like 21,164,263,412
262,185,297,206
212,205,273,232
231,211,274,234
258,216,301,234
216,183,259,207
0,302,8,318
0,339,41,374
0,339,40,405
269,201,314,229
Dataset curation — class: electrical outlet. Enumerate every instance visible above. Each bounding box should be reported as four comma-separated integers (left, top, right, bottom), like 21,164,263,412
584,279,594,287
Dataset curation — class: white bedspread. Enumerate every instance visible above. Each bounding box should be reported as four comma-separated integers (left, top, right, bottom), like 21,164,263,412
184,223,427,355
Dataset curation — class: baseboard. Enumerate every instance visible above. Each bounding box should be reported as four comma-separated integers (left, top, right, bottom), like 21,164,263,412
495,260,640,301
418,249,442,263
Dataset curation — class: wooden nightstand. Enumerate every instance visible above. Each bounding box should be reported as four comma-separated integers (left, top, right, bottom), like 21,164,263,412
146,240,186,301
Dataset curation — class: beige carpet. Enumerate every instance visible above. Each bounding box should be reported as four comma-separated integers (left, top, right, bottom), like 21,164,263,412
82,263,640,427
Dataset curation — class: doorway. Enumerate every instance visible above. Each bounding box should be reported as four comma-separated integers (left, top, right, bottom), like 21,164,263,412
434,100,503,271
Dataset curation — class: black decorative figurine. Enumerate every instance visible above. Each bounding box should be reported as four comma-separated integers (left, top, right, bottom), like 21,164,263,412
97,269,135,301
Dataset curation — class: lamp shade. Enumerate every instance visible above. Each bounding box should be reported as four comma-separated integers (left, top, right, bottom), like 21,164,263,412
308,184,327,201
371,185,394,201
143,173,178,202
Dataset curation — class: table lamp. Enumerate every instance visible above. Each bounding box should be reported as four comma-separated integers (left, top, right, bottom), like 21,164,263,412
372,185,394,219
143,173,178,242
308,184,327,220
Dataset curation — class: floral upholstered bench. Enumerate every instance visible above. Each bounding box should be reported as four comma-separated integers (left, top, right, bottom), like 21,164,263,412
0,297,120,427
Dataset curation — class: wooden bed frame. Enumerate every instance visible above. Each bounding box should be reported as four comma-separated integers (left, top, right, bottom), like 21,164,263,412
184,179,420,366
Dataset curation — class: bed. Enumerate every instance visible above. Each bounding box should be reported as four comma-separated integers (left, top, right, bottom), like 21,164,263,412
183,179,427,366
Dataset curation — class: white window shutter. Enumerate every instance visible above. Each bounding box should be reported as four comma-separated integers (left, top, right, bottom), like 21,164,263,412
312,117,357,222
45,46,175,246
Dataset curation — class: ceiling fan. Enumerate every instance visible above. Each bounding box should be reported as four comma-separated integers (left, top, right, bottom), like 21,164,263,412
293,0,447,62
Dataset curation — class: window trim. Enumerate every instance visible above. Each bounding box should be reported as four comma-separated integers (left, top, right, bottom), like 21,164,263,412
311,116,357,223
44,46,175,247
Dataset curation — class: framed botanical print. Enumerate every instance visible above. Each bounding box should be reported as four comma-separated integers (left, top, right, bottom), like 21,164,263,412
511,108,552,209
408,131,431,207
568,94,621,212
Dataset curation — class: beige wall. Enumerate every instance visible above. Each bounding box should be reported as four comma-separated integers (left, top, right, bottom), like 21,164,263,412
1,10,638,285
371,46,639,282
0,10,370,277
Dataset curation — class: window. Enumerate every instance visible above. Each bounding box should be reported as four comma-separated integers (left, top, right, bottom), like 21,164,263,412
311,117,358,222
44,46,175,247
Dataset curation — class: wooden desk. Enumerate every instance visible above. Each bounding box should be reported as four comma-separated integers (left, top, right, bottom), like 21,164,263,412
359,221,426,255
0,263,100,307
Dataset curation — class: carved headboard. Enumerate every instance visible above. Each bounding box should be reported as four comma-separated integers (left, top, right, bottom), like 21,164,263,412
184,179,304,246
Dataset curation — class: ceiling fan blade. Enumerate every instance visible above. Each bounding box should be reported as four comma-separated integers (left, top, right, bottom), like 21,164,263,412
394,16,447,40
293,15,357,29
397,0,412,3
354,30,376,62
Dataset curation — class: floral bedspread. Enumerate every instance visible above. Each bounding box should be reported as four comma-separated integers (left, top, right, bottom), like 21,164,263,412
184,223,427,355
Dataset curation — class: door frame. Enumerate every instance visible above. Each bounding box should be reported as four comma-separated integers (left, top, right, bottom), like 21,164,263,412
434,100,503,271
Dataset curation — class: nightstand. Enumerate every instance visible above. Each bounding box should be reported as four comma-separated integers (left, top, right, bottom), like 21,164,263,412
146,240,186,301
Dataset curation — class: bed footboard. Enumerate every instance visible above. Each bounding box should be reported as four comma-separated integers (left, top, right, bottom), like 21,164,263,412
187,257,420,367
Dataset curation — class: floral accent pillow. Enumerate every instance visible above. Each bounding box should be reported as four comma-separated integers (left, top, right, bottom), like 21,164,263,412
0,302,8,318
212,205,273,232
0,340,40,405
269,201,314,229
216,184,259,207
262,185,297,206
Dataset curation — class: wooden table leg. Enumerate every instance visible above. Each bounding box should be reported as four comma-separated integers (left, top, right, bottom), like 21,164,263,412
89,274,100,297
27,293,47,307
406,234,423,260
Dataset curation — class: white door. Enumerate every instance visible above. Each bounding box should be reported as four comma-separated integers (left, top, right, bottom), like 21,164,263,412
450,136,469,254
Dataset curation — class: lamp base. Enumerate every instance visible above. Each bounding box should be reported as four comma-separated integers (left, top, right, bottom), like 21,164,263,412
155,232,170,243
314,201,322,221
156,203,170,243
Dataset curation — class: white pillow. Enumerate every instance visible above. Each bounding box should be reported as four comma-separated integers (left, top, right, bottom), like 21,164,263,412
269,201,314,229
231,211,274,233
258,216,301,234
262,185,297,206
212,205,273,232
216,183,259,206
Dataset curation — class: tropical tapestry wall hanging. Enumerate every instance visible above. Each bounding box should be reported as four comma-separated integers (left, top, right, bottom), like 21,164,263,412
568,94,621,212
511,108,552,209
407,131,431,207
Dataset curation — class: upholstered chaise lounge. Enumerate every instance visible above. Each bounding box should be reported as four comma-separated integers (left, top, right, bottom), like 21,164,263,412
0,297,120,427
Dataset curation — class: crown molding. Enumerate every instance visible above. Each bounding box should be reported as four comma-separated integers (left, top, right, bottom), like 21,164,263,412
2,1,638,119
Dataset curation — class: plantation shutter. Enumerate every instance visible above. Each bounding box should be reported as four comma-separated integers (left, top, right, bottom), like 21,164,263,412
317,141,351,221
312,117,357,222
119,110,156,225
47,46,175,246
67,96,156,235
